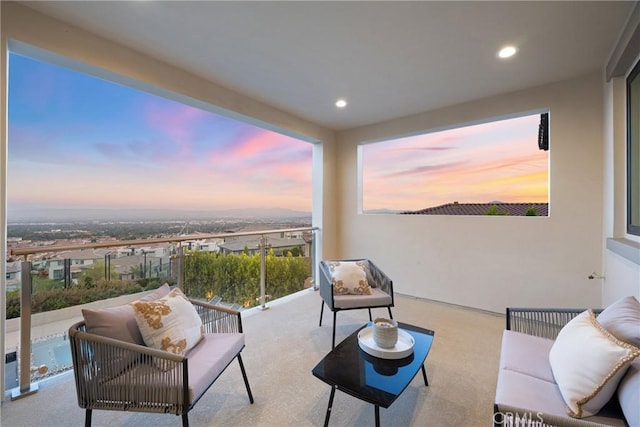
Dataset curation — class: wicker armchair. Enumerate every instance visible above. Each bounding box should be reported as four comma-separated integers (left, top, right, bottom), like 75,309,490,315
69,299,253,427
318,259,394,349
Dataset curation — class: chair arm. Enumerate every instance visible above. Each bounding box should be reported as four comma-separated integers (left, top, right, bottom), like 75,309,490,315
318,261,335,309
190,299,243,334
367,260,393,298
69,321,184,361
69,321,189,414
505,307,603,340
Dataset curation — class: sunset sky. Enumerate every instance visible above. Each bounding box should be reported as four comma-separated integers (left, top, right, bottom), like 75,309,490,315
8,53,313,213
362,114,548,211
8,52,548,216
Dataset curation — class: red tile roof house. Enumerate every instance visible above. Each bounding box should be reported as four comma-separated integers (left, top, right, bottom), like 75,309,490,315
402,202,549,216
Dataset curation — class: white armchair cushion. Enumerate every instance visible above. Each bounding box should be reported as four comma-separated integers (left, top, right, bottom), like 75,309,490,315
549,310,640,418
328,260,372,295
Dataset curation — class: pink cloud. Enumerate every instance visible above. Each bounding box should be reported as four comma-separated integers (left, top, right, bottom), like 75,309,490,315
144,101,208,154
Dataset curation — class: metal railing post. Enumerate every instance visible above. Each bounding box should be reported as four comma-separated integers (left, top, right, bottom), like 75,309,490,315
258,235,269,310
177,246,184,291
11,261,38,399
311,229,317,290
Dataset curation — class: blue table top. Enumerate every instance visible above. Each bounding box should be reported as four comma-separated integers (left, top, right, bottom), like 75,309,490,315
312,322,435,408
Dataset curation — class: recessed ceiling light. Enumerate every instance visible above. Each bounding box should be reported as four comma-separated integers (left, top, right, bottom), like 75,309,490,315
335,99,347,108
498,45,518,59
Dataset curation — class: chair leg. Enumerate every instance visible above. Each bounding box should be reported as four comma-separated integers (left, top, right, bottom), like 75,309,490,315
182,413,189,427
387,307,393,319
237,354,254,404
332,311,337,349
319,300,324,326
85,409,92,427
368,308,372,321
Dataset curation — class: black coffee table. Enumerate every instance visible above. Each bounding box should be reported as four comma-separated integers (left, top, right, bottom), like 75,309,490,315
312,322,435,427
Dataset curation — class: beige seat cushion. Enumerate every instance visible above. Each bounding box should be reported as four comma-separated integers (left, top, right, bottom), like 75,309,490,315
499,330,555,383
333,287,391,309
98,332,245,406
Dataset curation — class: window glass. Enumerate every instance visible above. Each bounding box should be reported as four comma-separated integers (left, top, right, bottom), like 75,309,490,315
360,113,549,216
627,60,640,236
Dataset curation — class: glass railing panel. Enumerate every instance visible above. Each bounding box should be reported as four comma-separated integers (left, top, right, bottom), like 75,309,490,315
5,227,316,390
182,229,315,308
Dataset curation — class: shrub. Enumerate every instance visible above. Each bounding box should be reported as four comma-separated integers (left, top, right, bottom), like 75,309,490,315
184,251,310,307
4,251,309,317
5,279,170,319
485,204,509,215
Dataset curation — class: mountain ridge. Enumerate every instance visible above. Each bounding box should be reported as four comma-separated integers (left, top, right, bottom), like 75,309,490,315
8,207,311,222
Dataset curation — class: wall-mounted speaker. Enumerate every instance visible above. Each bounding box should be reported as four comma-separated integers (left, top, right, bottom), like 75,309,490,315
538,112,549,151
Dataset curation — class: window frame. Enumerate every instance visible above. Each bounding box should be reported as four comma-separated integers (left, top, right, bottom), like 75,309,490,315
358,111,550,215
626,59,640,236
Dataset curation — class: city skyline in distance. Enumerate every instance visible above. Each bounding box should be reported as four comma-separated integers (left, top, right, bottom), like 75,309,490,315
7,206,311,223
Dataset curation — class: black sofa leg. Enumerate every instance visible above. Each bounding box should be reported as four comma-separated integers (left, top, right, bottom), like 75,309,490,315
85,409,92,427
387,307,393,319
368,308,372,321
237,354,254,404
182,413,189,427
319,300,324,326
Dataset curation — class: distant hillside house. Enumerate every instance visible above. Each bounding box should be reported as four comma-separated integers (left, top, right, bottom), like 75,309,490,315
219,236,308,256
46,250,103,280
401,202,549,216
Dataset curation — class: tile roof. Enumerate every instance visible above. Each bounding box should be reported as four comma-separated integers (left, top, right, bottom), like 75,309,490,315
401,202,548,216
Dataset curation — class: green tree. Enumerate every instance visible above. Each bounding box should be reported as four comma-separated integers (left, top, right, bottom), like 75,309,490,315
76,260,118,288
485,204,509,216
525,205,538,216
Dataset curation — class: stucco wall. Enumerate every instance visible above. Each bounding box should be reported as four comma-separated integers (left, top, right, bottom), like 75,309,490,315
0,2,339,398
335,73,606,313
602,74,640,304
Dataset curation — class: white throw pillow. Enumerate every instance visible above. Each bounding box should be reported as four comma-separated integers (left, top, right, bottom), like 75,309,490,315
328,260,372,295
597,295,640,347
131,287,204,355
549,310,640,418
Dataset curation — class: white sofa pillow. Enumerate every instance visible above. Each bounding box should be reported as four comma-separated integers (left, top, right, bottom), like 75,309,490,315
597,295,640,347
549,310,640,418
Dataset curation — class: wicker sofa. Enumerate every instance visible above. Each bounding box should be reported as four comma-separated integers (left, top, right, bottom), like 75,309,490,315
494,299,640,427
69,286,253,427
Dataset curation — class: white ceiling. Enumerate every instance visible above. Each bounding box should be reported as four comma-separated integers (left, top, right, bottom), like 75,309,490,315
21,1,635,131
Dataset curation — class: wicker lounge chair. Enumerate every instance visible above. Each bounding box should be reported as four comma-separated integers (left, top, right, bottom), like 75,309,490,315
69,298,253,427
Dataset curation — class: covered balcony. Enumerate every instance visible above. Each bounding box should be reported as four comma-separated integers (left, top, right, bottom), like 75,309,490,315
2,2,640,426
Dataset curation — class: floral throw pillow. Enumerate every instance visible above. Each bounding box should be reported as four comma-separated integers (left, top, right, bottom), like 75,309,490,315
131,287,204,355
329,260,372,295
